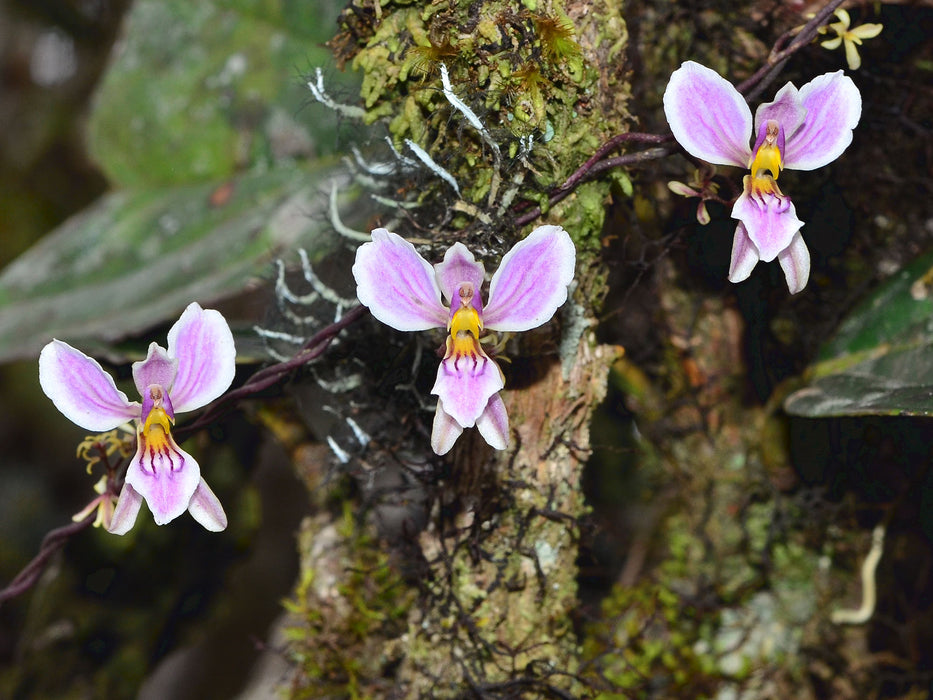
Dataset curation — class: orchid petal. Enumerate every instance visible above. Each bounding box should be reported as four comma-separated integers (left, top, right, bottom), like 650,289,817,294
431,354,504,429
124,427,201,526
850,23,882,40
778,231,811,294
108,483,143,536
844,40,861,71
166,302,236,413
475,393,509,450
187,477,228,532
727,224,760,284
484,225,576,332
668,181,700,197
434,243,486,308
731,189,804,263
39,340,139,432
132,342,178,398
353,228,448,331
431,400,464,455
663,61,752,168
754,82,807,143
782,72,861,170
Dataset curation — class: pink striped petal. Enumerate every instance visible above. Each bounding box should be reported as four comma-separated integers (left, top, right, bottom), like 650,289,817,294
39,340,139,431
783,72,861,170
476,393,509,450
353,228,448,331
431,354,504,429
124,427,201,526
484,225,575,332
166,303,236,413
663,61,752,168
732,189,804,263
431,400,464,455
434,243,485,309
778,231,811,294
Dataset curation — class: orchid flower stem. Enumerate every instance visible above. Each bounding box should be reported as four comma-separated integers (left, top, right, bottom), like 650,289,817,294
0,434,130,605
513,142,672,227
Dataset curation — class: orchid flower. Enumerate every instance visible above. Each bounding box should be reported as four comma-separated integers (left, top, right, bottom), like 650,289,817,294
39,302,235,535
663,61,861,293
353,226,576,455
819,9,883,71
71,475,118,530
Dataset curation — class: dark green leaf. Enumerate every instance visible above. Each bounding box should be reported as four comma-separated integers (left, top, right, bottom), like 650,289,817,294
785,250,933,417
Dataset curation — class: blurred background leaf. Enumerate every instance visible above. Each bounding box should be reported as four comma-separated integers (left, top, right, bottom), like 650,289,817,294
784,248,933,417
87,0,351,186
0,163,359,363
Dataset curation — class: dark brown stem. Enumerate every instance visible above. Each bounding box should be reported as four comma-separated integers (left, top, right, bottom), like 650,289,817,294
553,133,671,196
737,0,846,100
513,144,674,227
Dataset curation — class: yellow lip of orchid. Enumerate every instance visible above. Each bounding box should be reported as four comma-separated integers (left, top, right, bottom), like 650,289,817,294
446,283,486,366
749,120,783,181
140,403,176,458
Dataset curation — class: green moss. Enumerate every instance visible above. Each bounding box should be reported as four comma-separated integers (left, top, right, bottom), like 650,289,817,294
330,0,631,250
284,506,415,697
582,579,722,697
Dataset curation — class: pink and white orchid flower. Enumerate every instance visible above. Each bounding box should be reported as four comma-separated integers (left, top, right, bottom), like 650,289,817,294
353,226,576,455
39,302,235,535
663,61,862,293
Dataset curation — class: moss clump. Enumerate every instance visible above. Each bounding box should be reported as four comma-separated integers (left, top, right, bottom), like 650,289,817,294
283,506,415,697
328,0,632,253
582,580,722,696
